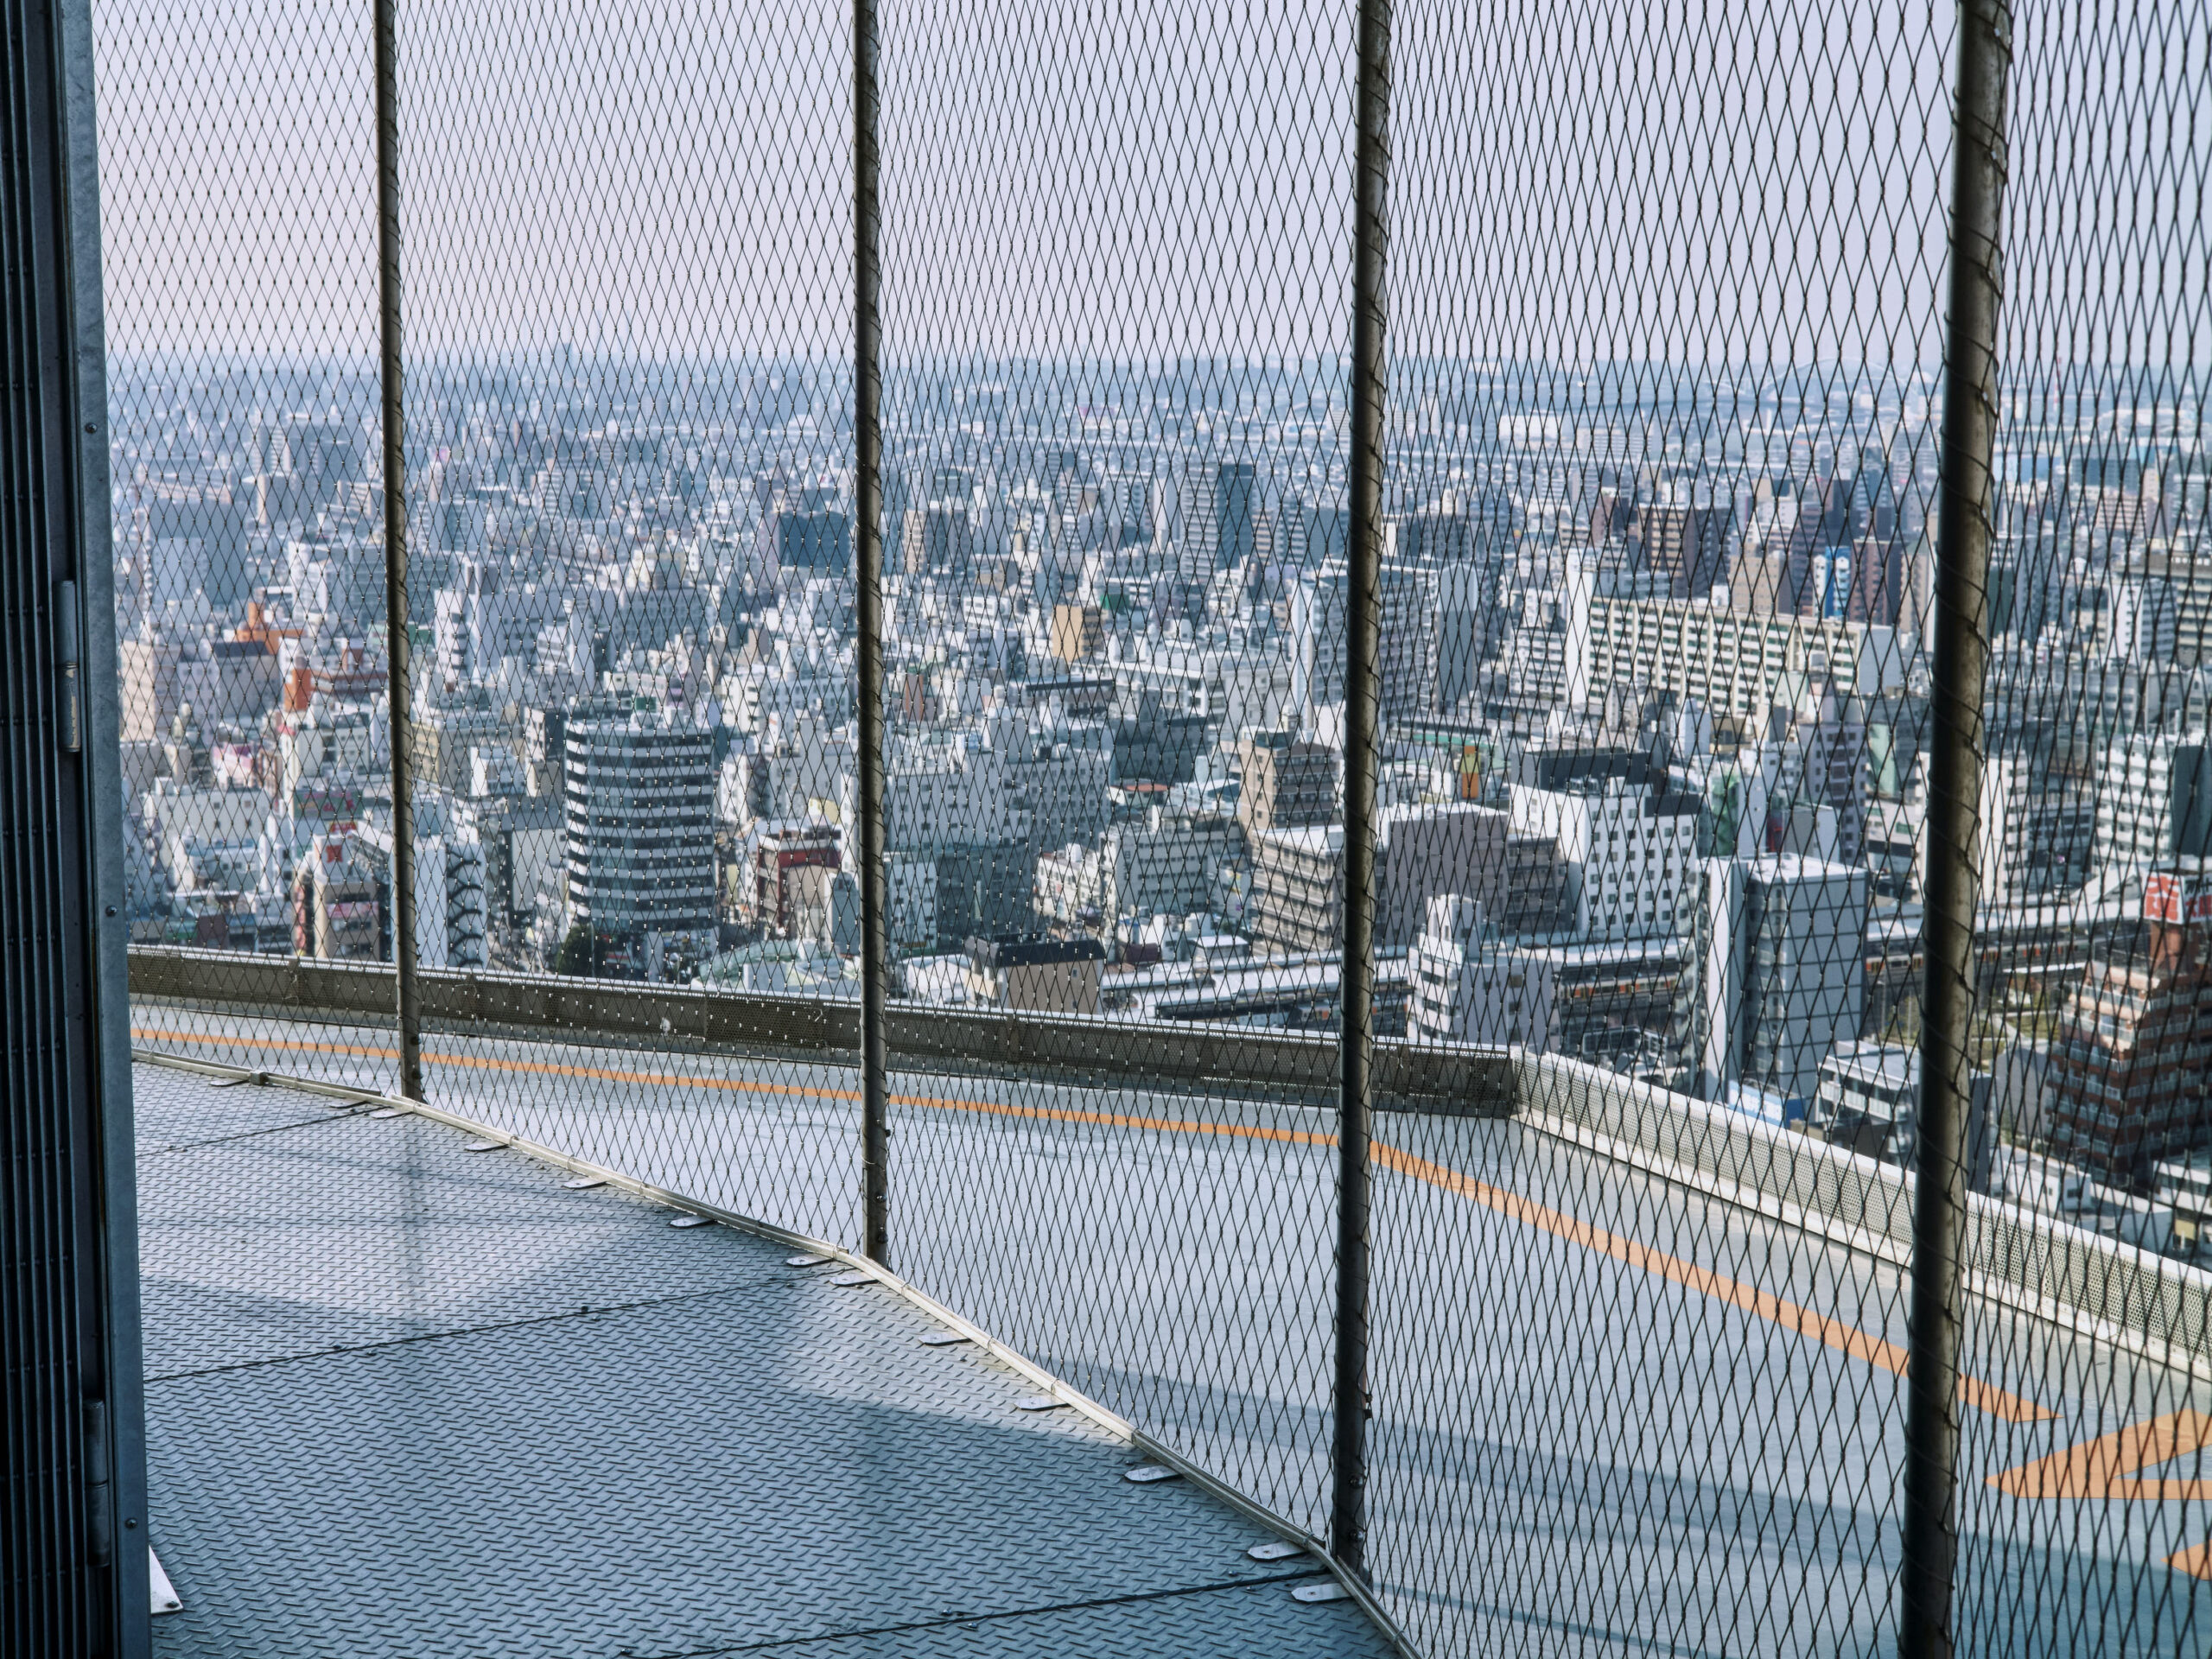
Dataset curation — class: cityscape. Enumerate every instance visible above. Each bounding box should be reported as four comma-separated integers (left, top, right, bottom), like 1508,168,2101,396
114,348,2212,1254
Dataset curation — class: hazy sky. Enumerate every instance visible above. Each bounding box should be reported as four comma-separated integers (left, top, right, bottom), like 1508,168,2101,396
92,0,2205,384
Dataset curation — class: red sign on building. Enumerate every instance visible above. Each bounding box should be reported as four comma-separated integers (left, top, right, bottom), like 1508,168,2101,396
2145,870,2212,925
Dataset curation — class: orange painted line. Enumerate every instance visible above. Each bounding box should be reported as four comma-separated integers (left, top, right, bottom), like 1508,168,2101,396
132,1024,1327,1144
898,1090,1333,1146
1370,1141,2055,1425
1988,1410,2212,1500
137,1022,2039,1417
133,1025,851,1104
2168,1541,2212,1581
134,1026,397,1063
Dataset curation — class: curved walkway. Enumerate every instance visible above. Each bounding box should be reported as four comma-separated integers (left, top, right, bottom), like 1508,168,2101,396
134,1064,1397,1658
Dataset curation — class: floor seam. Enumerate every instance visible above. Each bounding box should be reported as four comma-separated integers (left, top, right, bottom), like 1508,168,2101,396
142,1273,808,1384
138,1108,372,1156
626,1570,1333,1656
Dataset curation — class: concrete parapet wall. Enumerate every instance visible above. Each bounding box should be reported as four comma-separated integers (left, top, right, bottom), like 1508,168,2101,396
1520,1052,2212,1382
125,945,1516,1112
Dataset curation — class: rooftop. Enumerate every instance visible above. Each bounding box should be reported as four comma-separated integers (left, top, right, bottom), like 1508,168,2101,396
124,995,2212,1655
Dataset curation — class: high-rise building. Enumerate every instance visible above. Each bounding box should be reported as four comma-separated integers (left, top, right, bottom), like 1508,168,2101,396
1236,730,1338,837
1970,748,2097,906
1247,802,1511,957
290,833,384,961
563,712,717,952
1097,472,1158,548
1248,824,1343,956
1847,536,1904,625
753,822,842,938
1697,854,1868,1107
1566,560,1902,722
355,799,489,971
775,507,853,575
1290,559,1457,721
900,505,971,575
2145,541,2212,667
2045,865,2212,1181
1507,760,1700,944
1630,504,1730,599
1727,667,1872,867
1180,461,1257,575
2103,575,2179,664
1407,895,1560,1049
1049,603,1104,662
2095,733,2212,875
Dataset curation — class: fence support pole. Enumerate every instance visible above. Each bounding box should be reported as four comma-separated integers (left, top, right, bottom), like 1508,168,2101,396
1332,0,1392,1581
854,0,890,1267
1901,2,2011,1651
374,0,423,1103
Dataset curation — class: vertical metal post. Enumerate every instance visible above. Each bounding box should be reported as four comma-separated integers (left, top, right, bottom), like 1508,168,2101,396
854,0,890,1267
1900,2,2011,1652
1333,0,1392,1580
375,0,423,1103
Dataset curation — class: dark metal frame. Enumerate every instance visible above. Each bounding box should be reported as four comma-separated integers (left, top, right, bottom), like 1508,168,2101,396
853,0,890,1269
375,0,423,1104
1900,0,2013,1651
3,0,149,1651
1333,0,1394,1581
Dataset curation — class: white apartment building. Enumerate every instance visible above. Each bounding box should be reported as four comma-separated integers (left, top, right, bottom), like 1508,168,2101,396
355,798,488,970
2094,731,2210,874
881,729,1030,849
1406,895,1560,1049
1698,854,1868,1105
1724,671,1870,865
1508,777,1696,942
1965,751,2097,906
1563,557,1904,721
1112,637,1295,738
1033,810,1244,927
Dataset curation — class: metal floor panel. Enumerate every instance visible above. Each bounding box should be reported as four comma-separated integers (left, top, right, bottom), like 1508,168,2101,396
138,1100,782,1380
135,1065,1395,1659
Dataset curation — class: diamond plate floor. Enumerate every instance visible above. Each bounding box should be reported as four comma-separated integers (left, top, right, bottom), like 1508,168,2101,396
135,1064,1396,1659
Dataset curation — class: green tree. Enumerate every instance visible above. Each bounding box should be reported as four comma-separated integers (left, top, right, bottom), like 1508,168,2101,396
553,922,597,976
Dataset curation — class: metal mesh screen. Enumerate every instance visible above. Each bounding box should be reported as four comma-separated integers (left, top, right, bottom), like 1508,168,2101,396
95,1,398,1096
92,0,2212,1652
378,0,866,1246
868,0,1355,1534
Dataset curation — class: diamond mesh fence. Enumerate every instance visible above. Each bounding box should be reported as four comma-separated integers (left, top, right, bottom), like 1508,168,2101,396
91,0,2211,1652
